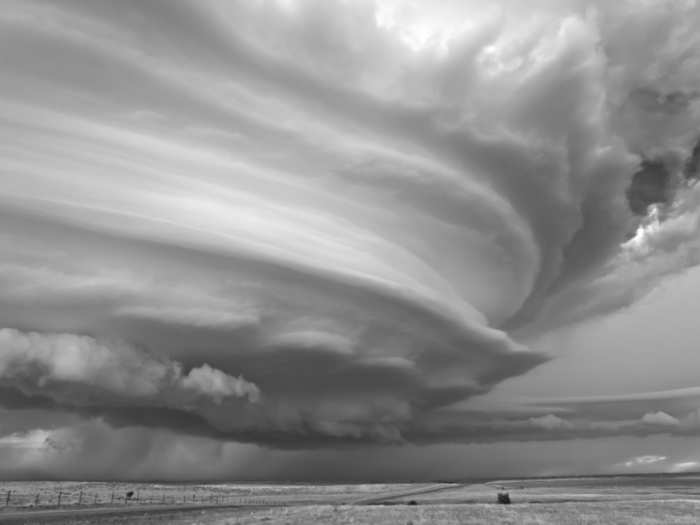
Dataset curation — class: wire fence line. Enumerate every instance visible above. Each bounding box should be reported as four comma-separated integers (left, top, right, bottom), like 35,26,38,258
1,488,272,509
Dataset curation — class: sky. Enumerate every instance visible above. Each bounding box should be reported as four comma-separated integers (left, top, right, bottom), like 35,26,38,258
2,0,700,481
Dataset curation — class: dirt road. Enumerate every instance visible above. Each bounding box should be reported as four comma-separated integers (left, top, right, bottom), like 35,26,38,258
347,483,463,504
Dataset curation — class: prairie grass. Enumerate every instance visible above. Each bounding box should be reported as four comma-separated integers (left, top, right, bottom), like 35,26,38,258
217,501,700,525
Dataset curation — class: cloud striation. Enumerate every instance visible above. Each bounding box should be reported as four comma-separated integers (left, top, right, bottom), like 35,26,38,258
2,0,700,475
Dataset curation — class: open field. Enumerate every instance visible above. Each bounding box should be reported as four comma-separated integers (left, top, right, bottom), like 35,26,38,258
0,481,440,508
2,475,700,524
217,500,700,525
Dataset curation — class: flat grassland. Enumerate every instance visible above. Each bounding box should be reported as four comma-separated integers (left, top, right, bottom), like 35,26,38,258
2,475,700,524
0,480,425,506
219,500,700,525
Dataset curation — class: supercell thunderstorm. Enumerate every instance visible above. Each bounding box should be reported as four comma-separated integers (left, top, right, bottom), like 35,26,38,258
2,0,700,474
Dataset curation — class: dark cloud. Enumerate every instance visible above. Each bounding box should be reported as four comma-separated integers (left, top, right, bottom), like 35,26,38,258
626,158,675,216
684,137,700,180
2,0,700,479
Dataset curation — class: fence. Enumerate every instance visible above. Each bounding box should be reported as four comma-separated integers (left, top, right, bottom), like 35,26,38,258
1,489,272,510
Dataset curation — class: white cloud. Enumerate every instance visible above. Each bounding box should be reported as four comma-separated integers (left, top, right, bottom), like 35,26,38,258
529,414,574,431
0,429,52,450
180,364,260,404
0,328,260,407
670,460,700,473
623,454,667,468
642,411,680,427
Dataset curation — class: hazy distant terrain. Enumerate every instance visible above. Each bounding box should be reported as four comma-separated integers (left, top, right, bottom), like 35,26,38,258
2,475,700,524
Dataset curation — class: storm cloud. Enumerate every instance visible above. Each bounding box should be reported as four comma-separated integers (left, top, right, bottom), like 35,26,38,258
2,0,700,478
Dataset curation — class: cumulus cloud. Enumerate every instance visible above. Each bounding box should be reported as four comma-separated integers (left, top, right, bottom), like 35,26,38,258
1,0,700,478
0,328,259,406
641,411,680,427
